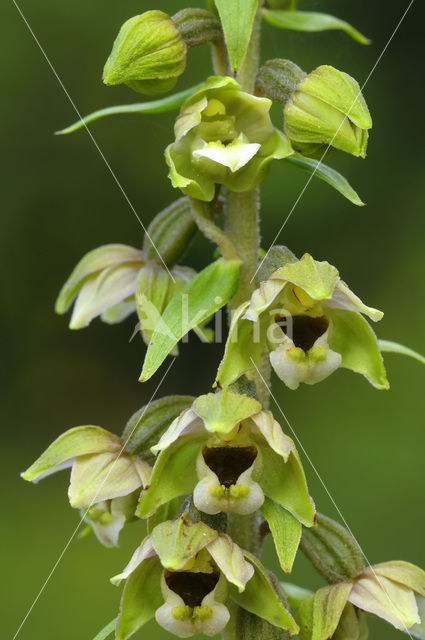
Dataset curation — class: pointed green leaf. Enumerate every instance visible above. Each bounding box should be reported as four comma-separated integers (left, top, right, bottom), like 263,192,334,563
378,340,425,366
193,388,261,434
230,551,299,633
263,10,370,45
140,259,240,382
259,445,315,527
116,557,163,640
21,426,122,482
261,498,302,573
215,0,259,72
136,433,205,518
56,84,202,135
92,619,116,640
285,153,364,206
327,309,389,389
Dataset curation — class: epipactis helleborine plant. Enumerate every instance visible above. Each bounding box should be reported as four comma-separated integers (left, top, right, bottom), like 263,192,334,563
23,2,424,640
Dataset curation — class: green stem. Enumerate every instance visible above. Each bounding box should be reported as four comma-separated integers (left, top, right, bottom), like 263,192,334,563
211,38,228,75
190,197,239,260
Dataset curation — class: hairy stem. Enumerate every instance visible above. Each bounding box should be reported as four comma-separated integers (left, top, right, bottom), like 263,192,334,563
190,197,239,260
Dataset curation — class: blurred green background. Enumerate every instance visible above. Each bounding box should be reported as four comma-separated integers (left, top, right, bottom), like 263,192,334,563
2,0,424,638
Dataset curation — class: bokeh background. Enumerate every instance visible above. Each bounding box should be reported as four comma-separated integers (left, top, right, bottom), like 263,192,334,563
2,0,424,638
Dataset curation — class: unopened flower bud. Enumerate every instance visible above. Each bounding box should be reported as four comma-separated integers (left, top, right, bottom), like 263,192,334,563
103,10,187,95
172,8,223,48
284,64,372,158
256,59,306,104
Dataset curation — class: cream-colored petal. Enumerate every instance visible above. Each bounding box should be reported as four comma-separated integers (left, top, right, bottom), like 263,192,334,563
327,280,383,321
243,279,286,321
193,138,261,173
110,535,155,585
349,575,420,630
151,408,202,454
207,534,254,592
249,410,294,459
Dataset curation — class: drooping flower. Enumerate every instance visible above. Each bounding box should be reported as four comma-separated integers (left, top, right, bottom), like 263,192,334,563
136,388,315,529
298,561,425,640
54,243,211,344
165,75,294,202
21,426,150,546
217,250,388,390
111,514,299,639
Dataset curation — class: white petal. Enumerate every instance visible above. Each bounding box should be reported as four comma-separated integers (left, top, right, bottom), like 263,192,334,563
326,280,383,321
151,408,202,454
110,535,155,585
249,410,294,459
193,138,261,173
349,575,420,630
243,280,287,321
207,534,254,592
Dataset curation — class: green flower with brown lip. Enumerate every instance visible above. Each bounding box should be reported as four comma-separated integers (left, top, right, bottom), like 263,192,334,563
217,250,388,390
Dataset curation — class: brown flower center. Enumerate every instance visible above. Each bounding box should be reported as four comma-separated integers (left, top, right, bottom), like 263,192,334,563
165,570,220,607
276,315,329,352
203,446,258,488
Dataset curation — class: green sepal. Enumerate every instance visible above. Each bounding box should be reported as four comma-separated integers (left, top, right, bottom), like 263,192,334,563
230,551,299,634
272,253,339,300
260,498,302,573
57,84,203,135
55,245,144,315
378,340,425,366
262,10,370,45
285,153,364,206
332,604,369,640
136,432,205,518
214,0,259,72
369,561,425,597
300,513,365,583
152,514,217,570
281,582,313,609
139,259,240,382
192,388,261,434
91,618,116,640
298,583,353,640
327,309,389,389
122,395,195,457
259,444,315,527
116,556,163,640
142,197,197,266
21,426,121,482
215,302,269,387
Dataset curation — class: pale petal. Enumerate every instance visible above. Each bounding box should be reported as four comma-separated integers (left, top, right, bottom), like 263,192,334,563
207,534,254,592
110,535,156,585
151,408,202,454
349,575,420,630
243,279,286,321
85,499,126,548
193,139,261,173
69,451,143,508
249,410,294,459
327,280,383,321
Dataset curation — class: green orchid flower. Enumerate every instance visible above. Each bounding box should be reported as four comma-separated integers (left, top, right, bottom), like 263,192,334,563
165,75,294,201
217,250,388,390
21,426,150,547
137,388,315,529
54,243,212,344
111,514,299,639
298,561,425,640
283,64,372,158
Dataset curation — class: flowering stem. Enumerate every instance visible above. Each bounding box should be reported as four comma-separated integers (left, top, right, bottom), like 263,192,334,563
190,197,239,260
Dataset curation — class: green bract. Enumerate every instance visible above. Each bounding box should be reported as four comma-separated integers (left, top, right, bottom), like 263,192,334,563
137,388,315,527
217,251,388,390
284,65,372,158
165,75,294,201
298,561,425,639
111,514,299,639
21,426,150,546
103,10,187,95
